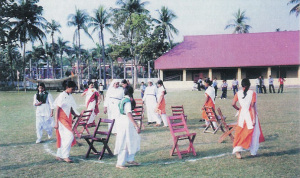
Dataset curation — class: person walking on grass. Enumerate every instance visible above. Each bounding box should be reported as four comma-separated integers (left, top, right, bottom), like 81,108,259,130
155,80,168,127
54,81,80,163
33,83,55,144
81,81,101,124
143,80,160,125
115,87,141,169
201,79,216,128
232,78,265,159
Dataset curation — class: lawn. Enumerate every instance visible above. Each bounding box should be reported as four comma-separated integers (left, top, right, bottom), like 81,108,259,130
0,88,299,177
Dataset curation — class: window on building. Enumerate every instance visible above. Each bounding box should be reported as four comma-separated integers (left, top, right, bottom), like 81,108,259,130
219,69,237,80
164,70,182,81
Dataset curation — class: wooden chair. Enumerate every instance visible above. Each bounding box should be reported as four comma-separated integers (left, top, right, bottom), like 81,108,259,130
217,108,237,143
82,118,115,160
135,98,143,107
202,106,224,134
132,105,144,129
171,105,187,120
167,114,197,159
72,110,96,139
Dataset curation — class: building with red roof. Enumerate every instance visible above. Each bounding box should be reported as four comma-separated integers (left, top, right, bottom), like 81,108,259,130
155,31,300,88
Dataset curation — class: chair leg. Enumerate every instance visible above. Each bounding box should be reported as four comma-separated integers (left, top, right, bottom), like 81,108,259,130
85,139,94,158
170,139,179,157
218,129,235,143
175,144,182,159
188,135,197,156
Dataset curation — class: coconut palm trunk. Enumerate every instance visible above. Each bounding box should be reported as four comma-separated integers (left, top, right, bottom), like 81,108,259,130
100,29,107,89
77,26,81,90
60,53,63,78
22,42,26,92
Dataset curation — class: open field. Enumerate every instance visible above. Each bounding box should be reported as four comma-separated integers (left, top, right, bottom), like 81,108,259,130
0,88,299,177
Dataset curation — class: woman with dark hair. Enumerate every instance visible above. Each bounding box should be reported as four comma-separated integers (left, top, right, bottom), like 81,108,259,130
155,80,168,127
232,78,265,159
115,87,141,169
201,79,216,127
33,83,54,143
81,81,101,124
53,80,80,163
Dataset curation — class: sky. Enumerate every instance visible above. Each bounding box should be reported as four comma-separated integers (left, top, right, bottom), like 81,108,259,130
37,0,299,49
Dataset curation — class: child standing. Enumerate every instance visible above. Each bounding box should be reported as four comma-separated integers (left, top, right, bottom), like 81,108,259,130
99,82,104,101
33,83,54,143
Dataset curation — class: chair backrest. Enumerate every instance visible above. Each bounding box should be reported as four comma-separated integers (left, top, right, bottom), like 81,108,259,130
167,114,190,137
217,108,228,127
203,106,218,122
135,99,143,107
93,118,115,140
132,106,143,119
171,105,185,116
78,109,93,124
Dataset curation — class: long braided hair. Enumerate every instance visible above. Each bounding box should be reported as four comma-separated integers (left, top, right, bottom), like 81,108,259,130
241,78,251,99
157,80,167,95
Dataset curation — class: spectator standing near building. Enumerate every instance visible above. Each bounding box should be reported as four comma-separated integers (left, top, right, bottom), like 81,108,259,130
268,75,275,93
212,78,218,97
99,83,104,101
278,77,286,93
140,82,146,98
197,78,203,91
255,77,260,94
232,78,239,96
261,76,267,94
220,80,228,99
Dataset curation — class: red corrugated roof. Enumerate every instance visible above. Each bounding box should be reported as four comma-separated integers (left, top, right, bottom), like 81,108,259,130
155,31,300,70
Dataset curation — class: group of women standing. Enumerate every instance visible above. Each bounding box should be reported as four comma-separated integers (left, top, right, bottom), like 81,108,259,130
142,80,168,127
33,77,265,165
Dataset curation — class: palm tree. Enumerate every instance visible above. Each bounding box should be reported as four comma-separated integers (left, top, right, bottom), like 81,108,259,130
68,8,93,90
44,42,52,78
89,5,113,89
57,37,70,78
10,0,46,91
26,45,45,79
225,9,251,34
113,0,149,88
91,43,104,82
154,6,178,49
288,0,300,17
46,19,61,79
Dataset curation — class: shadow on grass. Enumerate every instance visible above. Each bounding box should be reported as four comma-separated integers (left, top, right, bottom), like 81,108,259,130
255,148,300,158
0,159,58,171
264,134,279,141
0,141,35,147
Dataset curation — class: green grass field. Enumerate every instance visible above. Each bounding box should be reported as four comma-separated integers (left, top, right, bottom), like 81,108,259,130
1,88,299,177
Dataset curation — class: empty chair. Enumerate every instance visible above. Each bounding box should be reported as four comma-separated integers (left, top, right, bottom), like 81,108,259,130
167,114,197,159
82,118,115,160
132,106,144,129
202,106,224,134
217,108,237,143
171,105,187,120
72,110,95,139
